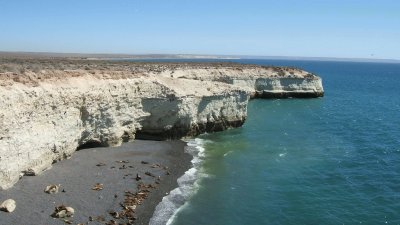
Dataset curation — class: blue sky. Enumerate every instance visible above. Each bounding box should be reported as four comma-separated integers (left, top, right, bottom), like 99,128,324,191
0,0,399,59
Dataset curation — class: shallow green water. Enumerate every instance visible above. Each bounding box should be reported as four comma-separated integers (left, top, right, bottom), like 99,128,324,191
169,60,400,225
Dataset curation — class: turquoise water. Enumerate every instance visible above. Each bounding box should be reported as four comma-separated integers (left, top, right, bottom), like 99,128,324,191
169,60,400,225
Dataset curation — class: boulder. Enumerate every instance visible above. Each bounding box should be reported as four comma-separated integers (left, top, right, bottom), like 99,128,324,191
0,199,16,213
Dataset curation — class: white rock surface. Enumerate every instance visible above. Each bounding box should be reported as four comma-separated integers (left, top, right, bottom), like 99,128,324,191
0,65,323,189
0,199,16,212
44,184,60,194
51,205,74,218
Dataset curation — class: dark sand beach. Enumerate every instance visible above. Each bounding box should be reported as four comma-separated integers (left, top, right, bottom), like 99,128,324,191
0,140,191,225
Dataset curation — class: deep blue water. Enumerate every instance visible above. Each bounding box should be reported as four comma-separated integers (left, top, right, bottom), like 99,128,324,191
164,59,400,225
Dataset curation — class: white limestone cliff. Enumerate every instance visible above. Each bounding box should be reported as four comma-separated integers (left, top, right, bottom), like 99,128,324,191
0,63,323,189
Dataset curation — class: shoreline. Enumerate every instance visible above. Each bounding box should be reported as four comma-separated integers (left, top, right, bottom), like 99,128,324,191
0,140,192,225
150,138,207,225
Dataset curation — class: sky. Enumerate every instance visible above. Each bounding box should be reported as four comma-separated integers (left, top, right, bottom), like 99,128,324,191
0,0,399,59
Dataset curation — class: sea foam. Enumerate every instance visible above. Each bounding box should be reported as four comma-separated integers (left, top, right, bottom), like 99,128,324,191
149,138,208,225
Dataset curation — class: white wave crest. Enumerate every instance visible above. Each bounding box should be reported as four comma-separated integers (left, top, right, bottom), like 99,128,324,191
149,138,207,225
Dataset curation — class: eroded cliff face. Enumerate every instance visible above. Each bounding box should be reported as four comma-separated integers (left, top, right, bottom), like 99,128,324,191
0,62,323,189
156,67,324,98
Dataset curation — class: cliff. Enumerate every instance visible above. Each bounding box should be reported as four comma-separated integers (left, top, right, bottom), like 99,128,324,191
0,59,323,189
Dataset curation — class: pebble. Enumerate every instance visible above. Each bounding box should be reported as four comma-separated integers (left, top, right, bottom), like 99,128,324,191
127,205,136,211
109,211,120,219
44,184,60,194
51,205,74,218
145,171,155,177
92,183,103,191
119,165,127,170
151,164,161,168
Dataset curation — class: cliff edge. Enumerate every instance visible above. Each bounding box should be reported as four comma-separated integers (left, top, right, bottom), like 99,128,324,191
0,59,324,189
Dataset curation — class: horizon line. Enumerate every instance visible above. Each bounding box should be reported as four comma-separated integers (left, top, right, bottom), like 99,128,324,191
1,51,399,64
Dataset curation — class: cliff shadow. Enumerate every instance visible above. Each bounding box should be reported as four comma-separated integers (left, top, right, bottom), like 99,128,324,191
76,140,104,150
136,96,186,140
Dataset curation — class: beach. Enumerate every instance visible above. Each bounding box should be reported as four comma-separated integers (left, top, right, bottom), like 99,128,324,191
0,140,191,225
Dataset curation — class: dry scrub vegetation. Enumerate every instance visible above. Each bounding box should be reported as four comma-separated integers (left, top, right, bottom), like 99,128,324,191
0,57,314,86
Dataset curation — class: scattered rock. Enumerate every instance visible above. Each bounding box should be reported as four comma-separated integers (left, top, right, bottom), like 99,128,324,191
145,171,155,177
147,184,156,189
115,182,155,222
119,165,126,170
109,210,120,219
135,174,142,181
96,162,106,167
127,205,136,211
116,160,129,163
51,205,74,218
0,199,16,213
141,161,149,164
92,183,103,191
44,184,60,194
151,163,161,168
106,220,118,225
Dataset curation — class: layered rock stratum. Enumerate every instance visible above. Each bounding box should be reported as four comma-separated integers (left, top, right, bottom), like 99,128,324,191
0,58,323,189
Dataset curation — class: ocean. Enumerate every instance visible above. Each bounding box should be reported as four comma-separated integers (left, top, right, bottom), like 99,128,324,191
147,59,400,225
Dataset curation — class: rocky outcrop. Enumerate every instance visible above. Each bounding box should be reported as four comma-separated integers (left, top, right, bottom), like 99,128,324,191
0,61,323,189
155,66,324,98
253,77,324,98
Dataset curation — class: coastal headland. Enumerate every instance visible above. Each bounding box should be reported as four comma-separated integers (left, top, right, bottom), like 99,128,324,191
0,57,323,224
0,57,323,190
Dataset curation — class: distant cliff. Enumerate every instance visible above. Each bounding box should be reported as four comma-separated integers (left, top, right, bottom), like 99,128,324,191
0,60,323,189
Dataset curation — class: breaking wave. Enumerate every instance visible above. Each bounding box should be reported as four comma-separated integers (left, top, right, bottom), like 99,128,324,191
149,138,209,225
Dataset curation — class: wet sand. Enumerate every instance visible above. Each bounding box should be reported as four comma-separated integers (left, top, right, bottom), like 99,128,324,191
0,140,191,225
